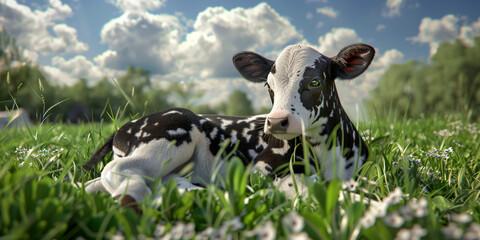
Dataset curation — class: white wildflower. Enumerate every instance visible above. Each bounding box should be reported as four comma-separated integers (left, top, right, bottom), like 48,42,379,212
441,222,463,239
384,187,403,205
196,227,214,240
343,179,358,191
434,129,455,137
154,224,165,238
110,230,125,240
249,221,276,240
170,222,185,240
395,228,411,240
372,201,388,218
411,224,427,239
383,211,405,228
395,224,427,240
225,217,244,231
360,210,377,228
290,232,311,240
464,222,480,240
450,213,472,224
282,211,305,233
183,222,195,239
399,206,413,222
409,198,428,218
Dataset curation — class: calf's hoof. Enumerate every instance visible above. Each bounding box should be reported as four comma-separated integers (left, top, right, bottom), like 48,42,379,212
114,195,142,215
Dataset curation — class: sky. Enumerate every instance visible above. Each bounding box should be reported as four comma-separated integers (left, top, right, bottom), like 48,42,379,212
1,0,480,117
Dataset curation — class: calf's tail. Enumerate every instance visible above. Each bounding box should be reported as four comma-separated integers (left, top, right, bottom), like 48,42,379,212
83,134,115,170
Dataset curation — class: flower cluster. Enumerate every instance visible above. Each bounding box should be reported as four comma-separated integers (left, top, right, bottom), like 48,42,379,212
395,224,427,240
360,129,375,141
360,187,431,239
360,187,404,228
391,147,455,192
441,213,480,240
434,121,480,137
419,147,453,160
15,147,64,167
151,212,307,240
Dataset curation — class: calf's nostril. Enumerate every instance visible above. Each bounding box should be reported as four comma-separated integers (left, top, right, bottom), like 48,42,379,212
280,118,289,128
267,119,272,127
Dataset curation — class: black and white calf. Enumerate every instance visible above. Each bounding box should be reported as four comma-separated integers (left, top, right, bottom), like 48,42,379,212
84,43,375,207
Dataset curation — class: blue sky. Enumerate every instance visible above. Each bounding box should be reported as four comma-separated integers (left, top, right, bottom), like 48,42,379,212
1,0,480,115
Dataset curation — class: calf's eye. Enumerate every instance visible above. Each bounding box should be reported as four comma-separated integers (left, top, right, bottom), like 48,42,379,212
309,78,322,88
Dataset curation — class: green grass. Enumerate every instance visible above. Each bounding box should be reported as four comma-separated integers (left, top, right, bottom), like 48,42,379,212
1,113,479,239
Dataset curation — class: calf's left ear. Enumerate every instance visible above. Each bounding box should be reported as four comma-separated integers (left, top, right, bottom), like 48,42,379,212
331,43,375,80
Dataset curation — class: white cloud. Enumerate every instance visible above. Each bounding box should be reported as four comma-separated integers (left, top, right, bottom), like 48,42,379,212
306,0,328,3
95,3,301,79
94,12,183,74
371,49,404,69
459,17,480,46
376,24,386,31
316,7,337,18
174,3,302,79
408,14,459,56
0,0,87,55
409,15,480,56
382,0,404,17
316,28,362,57
42,55,105,85
306,12,313,20
108,0,164,12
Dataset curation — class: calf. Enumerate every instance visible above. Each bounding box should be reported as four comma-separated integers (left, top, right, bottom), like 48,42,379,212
84,43,375,209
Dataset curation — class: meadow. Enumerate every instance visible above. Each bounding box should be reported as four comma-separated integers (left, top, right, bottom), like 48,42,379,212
0,110,479,239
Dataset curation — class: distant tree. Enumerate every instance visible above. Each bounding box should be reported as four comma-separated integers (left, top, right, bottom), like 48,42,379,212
365,36,480,119
0,29,53,120
225,89,254,116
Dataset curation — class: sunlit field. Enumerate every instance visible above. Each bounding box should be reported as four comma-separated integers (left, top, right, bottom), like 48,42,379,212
1,107,479,239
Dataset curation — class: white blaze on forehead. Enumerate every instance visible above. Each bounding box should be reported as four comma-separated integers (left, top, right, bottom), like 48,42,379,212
272,44,325,85
268,44,326,120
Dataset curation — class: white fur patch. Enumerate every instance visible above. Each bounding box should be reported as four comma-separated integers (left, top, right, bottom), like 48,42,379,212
163,110,183,116
167,128,188,136
271,140,289,155
221,119,233,129
210,127,218,139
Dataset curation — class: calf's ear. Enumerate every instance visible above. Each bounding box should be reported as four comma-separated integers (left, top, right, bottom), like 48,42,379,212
331,43,375,80
233,51,274,83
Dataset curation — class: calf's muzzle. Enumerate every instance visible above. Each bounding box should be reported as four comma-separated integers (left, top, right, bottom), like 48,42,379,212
265,110,303,139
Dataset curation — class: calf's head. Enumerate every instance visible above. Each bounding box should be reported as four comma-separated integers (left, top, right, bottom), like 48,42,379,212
233,44,375,140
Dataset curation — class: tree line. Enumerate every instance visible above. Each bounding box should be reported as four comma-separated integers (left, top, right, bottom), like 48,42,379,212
365,36,480,120
0,29,261,123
